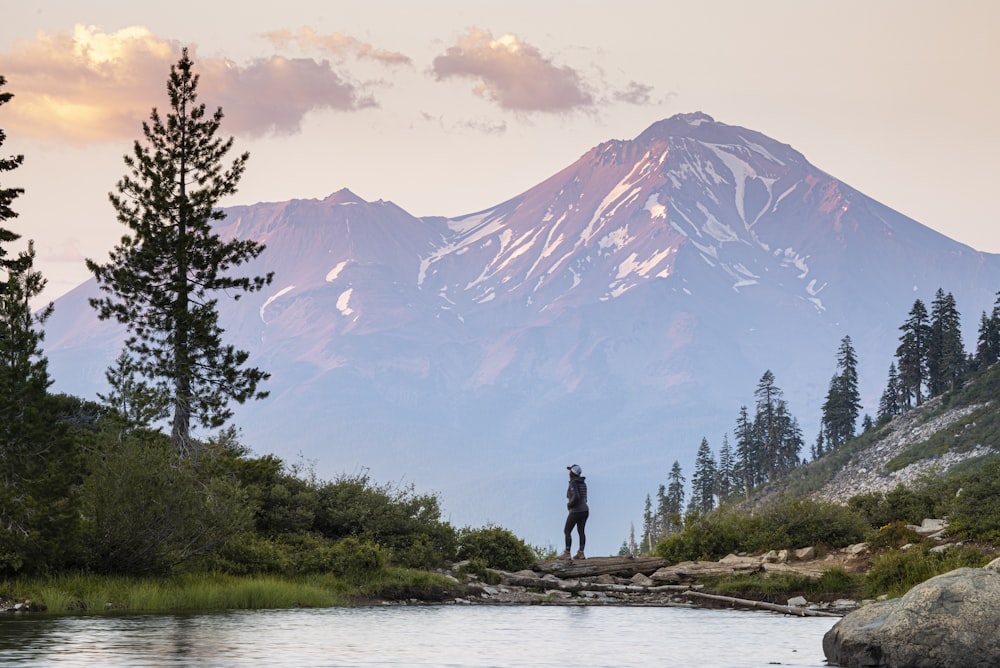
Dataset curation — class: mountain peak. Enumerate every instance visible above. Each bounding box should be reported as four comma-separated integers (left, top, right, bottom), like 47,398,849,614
323,188,366,205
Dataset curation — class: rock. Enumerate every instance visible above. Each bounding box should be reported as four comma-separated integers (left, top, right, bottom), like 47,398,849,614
985,557,1000,572
823,567,1000,667
762,549,779,563
651,559,761,583
794,546,816,561
787,595,808,607
929,543,957,554
917,518,947,535
845,542,869,557
630,573,654,586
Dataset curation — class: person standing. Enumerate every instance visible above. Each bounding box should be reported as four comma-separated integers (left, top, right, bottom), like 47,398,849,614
561,464,589,559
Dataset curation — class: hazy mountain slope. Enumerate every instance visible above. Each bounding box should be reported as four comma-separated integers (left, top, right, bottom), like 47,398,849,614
43,113,1000,554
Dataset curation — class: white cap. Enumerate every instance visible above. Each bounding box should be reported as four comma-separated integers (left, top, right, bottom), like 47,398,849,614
567,464,582,476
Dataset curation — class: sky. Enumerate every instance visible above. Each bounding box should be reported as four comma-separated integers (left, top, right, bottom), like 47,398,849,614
2,0,999,305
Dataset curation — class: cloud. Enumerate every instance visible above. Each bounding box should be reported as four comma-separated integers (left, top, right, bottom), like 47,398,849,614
419,112,507,135
262,27,411,66
0,25,376,143
614,81,655,106
432,28,594,113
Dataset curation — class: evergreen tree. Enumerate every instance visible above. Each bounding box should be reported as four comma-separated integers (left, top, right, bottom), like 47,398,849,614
664,461,686,535
654,484,668,539
896,299,930,407
861,414,874,432
877,362,903,424
928,289,965,395
99,351,171,439
87,50,273,457
641,494,654,553
821,335,862,451
975,292,1000,368
716,433,734,503
752,370,802,480
0,79,81,574
689,437,717,514
733,405,755,497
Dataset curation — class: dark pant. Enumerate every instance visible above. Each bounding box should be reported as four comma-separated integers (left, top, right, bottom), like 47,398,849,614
564,510,589,551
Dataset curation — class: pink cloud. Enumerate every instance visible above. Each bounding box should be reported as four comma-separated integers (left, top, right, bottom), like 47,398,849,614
262,27,412,66
432,28,594,113
0,25,376,143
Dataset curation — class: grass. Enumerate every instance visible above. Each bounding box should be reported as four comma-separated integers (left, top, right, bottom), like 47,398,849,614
706,566,863,601
3,572,371,614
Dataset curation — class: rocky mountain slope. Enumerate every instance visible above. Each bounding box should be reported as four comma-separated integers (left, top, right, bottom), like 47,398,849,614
41,113,1000,554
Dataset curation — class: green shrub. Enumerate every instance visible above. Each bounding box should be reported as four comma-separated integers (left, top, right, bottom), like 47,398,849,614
456,558,502,584
865,521,922,552
654,498,867,563
848,486,938,528
457,525,535,572
312,473,458,568
946,459,1000,542
80,435,253,575
202,533,292,575
761,497,867,549
326,537,388,583
863,545,991,598
710,567,860,598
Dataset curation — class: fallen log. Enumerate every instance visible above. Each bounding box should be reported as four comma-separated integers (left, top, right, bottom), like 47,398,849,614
501,572,696,594
680,590,840,617
533,556,666,578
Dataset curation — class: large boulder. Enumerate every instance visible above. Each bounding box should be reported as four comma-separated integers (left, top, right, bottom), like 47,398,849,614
823,567,1000,667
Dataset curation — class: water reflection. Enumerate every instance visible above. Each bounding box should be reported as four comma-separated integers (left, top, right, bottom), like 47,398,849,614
0,605,838,667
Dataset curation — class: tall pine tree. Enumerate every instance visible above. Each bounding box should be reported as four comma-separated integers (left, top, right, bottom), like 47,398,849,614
664,461,686,535
689,437,717,514
877,362,903,424
927,289,965,395
896,299,930,407
87,50,273,456
0,77,80,574
976,292,1000,369
716,433,734,503
821,335,862,450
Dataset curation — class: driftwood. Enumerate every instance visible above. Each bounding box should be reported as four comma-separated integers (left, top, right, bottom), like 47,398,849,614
532,556,666,579
681,590,840,617
501,572,697,594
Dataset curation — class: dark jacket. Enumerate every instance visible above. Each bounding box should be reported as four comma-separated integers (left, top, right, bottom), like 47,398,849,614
566,476,588,512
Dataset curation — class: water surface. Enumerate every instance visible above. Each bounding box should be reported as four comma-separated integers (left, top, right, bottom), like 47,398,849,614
0,605,838,667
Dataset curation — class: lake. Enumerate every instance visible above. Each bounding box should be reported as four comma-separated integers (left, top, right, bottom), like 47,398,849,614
0,604,838,667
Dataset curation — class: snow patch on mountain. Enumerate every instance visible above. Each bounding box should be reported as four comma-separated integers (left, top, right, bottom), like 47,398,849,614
644,193,667,220
336,288,354,316
259,285,295,323
326,261,349,282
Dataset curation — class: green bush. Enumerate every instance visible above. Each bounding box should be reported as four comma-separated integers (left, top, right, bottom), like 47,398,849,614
203,533,292,575
848,486,938,528
865,521,922,552
312,473,458,568
761,497,867,549
863,545,991,598
79,435,253,575
946,459,1000,542
457,525,535,572
710,566,860,598
326,537,388,583
654,498,867,563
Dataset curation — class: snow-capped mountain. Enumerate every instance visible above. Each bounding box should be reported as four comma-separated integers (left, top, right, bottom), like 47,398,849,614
43,113,1000,554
